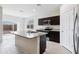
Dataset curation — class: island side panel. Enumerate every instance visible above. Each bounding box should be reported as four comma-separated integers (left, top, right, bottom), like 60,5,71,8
15,35,39,54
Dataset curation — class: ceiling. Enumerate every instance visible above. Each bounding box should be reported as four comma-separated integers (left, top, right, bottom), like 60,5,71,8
0,4,61,18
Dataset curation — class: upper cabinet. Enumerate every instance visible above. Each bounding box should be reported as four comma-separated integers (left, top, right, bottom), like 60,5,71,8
38,16,60,25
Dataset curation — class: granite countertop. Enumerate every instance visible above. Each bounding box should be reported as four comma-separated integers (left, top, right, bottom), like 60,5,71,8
37,29,60,32
11,31,47,39
51,29,60,31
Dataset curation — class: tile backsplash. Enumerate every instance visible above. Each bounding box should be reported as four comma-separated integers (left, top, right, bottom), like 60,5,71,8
38,25,60,30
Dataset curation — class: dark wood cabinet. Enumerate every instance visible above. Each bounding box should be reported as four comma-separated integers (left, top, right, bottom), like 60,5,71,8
49,31,60,43
37,29,60,43
50,16,60,25
3,25,13,31
38,18,50,25
40,35,46,54
14,25,17,31
38,18,44,25
38,16,60,25
3,24,17,31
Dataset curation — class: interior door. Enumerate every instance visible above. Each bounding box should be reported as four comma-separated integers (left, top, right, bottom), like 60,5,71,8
60,12,66,46
66,9,74,52
60,6,74,52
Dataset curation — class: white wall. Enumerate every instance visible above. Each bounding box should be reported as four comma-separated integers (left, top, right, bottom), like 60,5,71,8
3,15,21,24
0,7,2,42
3,15,17,25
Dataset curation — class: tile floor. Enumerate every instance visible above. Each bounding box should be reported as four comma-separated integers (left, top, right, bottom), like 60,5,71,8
44,41,71,54
0,34,71,54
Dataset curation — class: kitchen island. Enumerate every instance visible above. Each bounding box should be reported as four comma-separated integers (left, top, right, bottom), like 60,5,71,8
11,31,47,54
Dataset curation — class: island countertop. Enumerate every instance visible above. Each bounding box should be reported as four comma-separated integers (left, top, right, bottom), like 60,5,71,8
11,31,47,39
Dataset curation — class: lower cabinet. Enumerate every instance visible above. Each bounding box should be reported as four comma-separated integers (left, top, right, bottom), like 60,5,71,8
49,31,60,43
40,35,46,54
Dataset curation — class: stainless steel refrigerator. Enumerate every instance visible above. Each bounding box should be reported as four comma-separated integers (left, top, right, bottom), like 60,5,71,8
73,7,79,54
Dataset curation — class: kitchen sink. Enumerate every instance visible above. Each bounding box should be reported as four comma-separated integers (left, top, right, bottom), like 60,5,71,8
27,31,38,33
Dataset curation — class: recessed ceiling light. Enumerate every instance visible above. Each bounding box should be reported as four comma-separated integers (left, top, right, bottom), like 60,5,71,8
33,4,41,12
36,4,41,6
20,10,24,12
33,9,36,12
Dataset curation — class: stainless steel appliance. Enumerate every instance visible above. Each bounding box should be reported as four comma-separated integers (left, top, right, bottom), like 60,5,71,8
73,9,79,54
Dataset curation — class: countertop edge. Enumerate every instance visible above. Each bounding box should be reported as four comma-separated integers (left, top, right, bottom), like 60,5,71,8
11,31,47,39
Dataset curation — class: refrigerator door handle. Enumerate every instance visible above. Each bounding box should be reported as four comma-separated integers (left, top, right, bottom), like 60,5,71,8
73,13,78,54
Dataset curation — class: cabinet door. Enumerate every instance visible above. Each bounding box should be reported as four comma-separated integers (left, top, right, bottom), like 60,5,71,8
51,16,60,25
49,31,60,43
38,18,51,25
38,19,44,25
40,35,46,54
14,24,17,31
